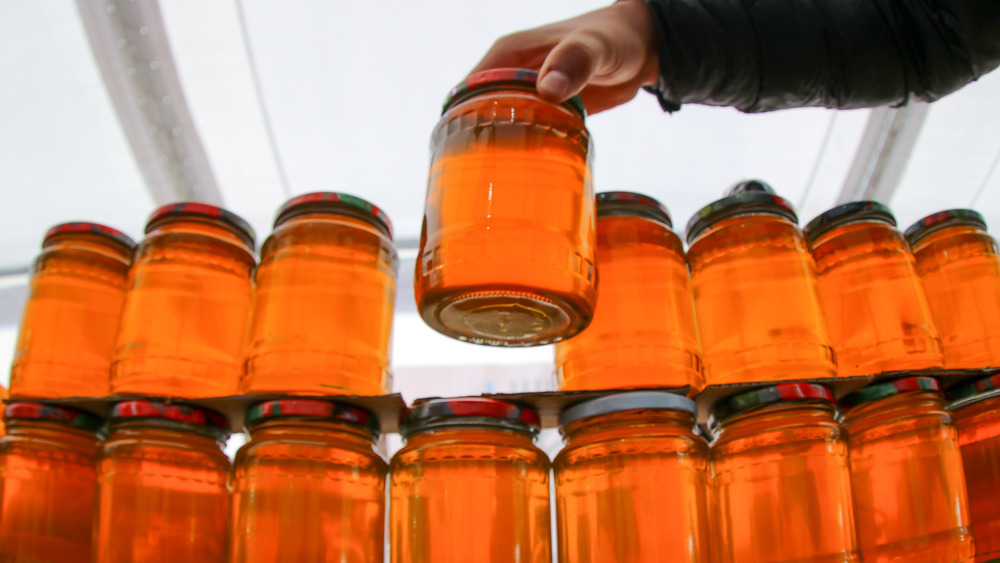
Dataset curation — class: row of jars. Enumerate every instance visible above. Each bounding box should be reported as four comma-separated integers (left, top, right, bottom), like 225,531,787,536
1,371,998,562
10,184,1000,400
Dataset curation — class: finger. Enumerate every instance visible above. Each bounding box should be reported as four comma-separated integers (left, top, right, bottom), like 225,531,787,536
470,32,557,75
536,31,607,103
577,83,644,115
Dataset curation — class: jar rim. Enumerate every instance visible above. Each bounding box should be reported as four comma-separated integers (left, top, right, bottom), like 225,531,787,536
273,192,393,239
4,402,105,435
709,383,835,429
399,397,540,438
803,201,896,242
904,209,987,246
597,191,672,228
146,201,256,248
559,391,694,428
946,370,1000,407
685,191,798,245
43,222,137,252
839,375,940,411
244,398,380,438
110,400,230,440
442,67,586,118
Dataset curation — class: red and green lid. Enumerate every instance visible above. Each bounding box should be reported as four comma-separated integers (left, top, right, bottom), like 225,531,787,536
274,192,393,239
110,399,230,439
710,383,835,427
596,191,672,228
685,181,798,245
146,202,256,248
947,371,1000,405
245,398,379,436
803,201,897,242
43,222,136,251
840,376,941,410
904,209,987,246
4,402,104,433
443,68,586,118
399,397,541,437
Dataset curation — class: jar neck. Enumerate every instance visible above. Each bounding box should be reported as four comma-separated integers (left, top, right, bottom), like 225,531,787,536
911,224,990,252
107,418,227,449
147,218,254,253
691,212,798,247
402,420,537,447
950,392,1000,428
563,409,696,446
810,219,897,248
447,84,585,119
277,212,390,239
41,234,134,264
713,401,837,442
841,391,944,433
5,419,102,453
247,418,377,446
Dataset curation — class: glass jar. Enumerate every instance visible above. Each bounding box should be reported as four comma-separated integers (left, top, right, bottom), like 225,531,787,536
11,222,135,398
686,181,835,386
415,68,596,346
556,192,703,392
710,383,859,563
805,202,943,378
242,193,397,395
947,373,1000,562
95,400,231,563
390,398,551,562
0,402,103,563
841,376,974,562
231,399,386,563
0,384,6,437
906,210,1000,370
112,202,256,397
554,392,710,563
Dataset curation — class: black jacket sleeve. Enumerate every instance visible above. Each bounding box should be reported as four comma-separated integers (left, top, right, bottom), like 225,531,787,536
642,0,1000,112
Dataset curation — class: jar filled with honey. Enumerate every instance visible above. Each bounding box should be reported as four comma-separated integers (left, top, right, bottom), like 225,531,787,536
805,201,943,378
0,402,103,563
554,392,710,563
95,400,231,563
232,399,386,563
947,372,1000,562
242,193,397,396
112,202,256,398
390,397,550,562
906,210,1000,371
686,180,835,387
0,384,6,437
11,222,135,398
841,376,974,561
556,192,703,392
415,68,596,346
710,383,858,563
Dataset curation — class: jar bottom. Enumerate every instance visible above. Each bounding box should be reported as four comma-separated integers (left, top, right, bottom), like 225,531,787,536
10,361,111,398
860,527,974,563
418,285,591,346
241,352,387,396
111,355,239,398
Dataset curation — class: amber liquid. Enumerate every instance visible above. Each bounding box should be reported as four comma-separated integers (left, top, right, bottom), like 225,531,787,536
844,392,974,562
11,236,131,398
231,420,386,562
688,215,835,386
953,395,1000,562
0,421,99,563
390,426,551,562
556,216,703,392
811,221,943,378
242,214,396,395
112,221,255,397
554,410,710,562
416,92,596,346
711,403,859,563
911,226,1000,370
95,423,230,563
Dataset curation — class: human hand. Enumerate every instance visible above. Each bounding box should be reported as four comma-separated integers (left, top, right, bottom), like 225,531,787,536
471,0,659,114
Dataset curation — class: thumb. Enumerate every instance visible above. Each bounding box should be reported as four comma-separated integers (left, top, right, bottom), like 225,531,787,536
536,33,604,102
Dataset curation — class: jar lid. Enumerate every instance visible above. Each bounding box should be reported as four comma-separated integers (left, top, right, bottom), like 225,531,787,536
146,202,256,248
685,187,798,245
559,391,695,428
273,192,393,239
442,67,586,118
946,371,1000,404
4,402,105,433
596,191,672,228
399,397,541,437
110,400,230,439
904,209,987,246
839,376,941,410
710,383,835,427
244,398,380,436
43,222,137,251
803,201,897,242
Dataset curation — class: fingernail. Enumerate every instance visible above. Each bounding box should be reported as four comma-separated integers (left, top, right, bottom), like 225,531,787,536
538,70,571,99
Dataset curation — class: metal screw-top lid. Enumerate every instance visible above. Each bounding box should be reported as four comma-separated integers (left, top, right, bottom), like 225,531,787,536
839,376,941,410
43,222,137,252
110,399,230,440
596,192,672,228
146,202,256,248
398,397,541,438
442,67,587,118
685,184,799,245
904,209,987,246
559,391,695,428
726,179,776,195
274,192,394,239
946,371,1000,405
803,201,897,242
710,383,835,429
244,398,380,437
4,402,105,434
